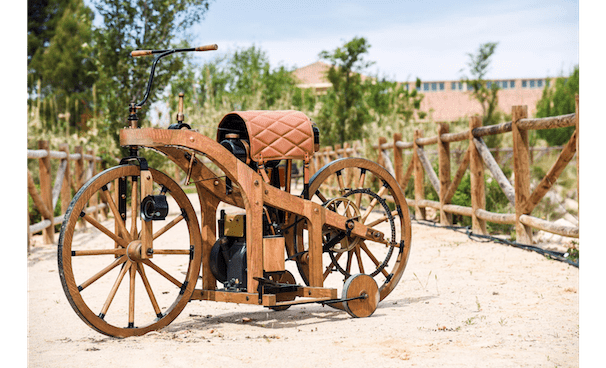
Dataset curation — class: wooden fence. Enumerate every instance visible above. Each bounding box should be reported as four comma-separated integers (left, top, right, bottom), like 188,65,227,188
311,99,579,245
27,141,105,251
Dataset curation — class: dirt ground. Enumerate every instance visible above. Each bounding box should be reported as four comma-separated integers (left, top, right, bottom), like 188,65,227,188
27,197,579,368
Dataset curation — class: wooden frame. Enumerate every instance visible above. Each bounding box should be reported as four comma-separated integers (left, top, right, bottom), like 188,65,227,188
120,127,401,297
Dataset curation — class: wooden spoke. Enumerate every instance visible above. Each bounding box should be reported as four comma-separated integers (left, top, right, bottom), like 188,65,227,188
99,260,131,318
72,248,126,257
315,190,328,204
130,177,138,239
152,249,191,255
153,215,184,240
82,213,129,248
142,259,182,288
324,252,343,281
355,169,367,208
365,210,399,228
336,171,346,194
128,262,136,327
101,189,132,242
360,241,390,278
78,256,126,291
136,263,162,317
354,246,365,274
345,250,353,275
361,185,388,223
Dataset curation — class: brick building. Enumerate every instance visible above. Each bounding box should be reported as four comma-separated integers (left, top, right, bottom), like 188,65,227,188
293,61,552,122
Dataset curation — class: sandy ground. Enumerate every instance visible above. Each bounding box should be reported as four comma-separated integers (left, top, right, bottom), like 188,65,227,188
27,195,579,368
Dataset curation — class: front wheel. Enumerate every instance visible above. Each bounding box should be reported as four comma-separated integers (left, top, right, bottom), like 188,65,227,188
58,165,202,337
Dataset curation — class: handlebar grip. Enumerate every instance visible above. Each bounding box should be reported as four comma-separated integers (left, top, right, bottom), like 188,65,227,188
195,44,218,52
131,50,153,57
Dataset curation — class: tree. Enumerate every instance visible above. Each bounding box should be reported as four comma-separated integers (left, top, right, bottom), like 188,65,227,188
461,42,500,126
34,0,96,94
91,0,212,145
317,37,375,145
316,37,423,146
28,0,97,134
535,66,579,146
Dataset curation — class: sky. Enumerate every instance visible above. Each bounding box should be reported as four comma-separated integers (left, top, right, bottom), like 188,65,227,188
82,0,580,81
184,0,579,81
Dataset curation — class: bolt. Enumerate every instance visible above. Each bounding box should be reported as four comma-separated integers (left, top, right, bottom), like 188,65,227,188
214,180,219,186
254,180,259,186
146,249,154,255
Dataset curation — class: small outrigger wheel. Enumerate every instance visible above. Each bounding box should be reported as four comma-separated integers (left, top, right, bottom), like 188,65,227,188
342,274,379,318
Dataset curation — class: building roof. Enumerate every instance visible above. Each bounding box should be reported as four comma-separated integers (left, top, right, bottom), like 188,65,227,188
292,61,332,89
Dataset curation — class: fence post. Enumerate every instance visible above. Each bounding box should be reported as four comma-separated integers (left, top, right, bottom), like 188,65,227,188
512,105,532,244
38,140,55,244
413,129,426,220
393,133,403,188
469,117,487,235
59,143,72,216
575,95,579,205
88,148,99,220
74,146,85,228
437,123,452,226
376,137,386,168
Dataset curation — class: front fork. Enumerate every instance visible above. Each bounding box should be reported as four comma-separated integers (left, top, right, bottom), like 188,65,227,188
120,102,155,259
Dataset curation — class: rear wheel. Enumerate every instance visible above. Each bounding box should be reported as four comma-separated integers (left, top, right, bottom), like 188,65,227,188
292,158,411,307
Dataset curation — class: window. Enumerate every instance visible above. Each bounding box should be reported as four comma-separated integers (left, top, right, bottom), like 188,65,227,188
537,79,543,88
467,83,474,91
510,80,515,88
529,80,535,88
431,82,437,91
439,82,444,91
423,83,429,91
486,81,492,89
522,80,528,88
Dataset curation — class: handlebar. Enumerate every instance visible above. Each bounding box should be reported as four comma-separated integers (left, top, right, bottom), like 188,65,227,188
131,44,218,57
131,44,218,107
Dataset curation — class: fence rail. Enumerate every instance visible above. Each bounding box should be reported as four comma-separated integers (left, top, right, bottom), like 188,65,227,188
27,141,105,252
312,98,579,245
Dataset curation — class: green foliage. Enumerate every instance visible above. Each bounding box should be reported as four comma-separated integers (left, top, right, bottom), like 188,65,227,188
91,0,211,149
316,37,423,146
535,66,579,146
461,42,502,147
317,37,374,145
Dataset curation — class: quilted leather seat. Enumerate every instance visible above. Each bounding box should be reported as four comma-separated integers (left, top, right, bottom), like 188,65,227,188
217,110,315,162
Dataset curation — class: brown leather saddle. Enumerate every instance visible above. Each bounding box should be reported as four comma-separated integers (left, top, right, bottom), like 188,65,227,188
217,110,317,163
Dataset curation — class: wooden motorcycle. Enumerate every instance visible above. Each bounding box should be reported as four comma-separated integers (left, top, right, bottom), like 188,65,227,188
58,44,412,337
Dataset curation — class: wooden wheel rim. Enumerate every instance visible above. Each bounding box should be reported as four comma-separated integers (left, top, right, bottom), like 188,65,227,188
293,158,412,306
58,165,202,337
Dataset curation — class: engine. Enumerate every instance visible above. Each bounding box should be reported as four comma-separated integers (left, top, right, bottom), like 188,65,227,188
211,110,319,291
